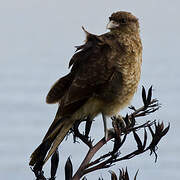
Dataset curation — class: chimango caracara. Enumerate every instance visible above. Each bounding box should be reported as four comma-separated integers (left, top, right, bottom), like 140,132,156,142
29,11,142,167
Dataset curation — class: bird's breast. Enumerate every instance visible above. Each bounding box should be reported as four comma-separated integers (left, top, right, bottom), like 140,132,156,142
102,55,142,116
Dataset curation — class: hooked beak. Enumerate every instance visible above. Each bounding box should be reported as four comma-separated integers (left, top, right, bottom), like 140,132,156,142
106,20,119,29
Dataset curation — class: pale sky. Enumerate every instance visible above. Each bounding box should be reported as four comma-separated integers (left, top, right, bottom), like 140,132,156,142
0,1,179,180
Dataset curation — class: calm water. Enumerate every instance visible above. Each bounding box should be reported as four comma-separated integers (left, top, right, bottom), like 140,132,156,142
0,1,180,179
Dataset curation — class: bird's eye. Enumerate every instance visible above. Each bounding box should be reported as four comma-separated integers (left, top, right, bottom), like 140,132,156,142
109,17,112,21
120,18,126,24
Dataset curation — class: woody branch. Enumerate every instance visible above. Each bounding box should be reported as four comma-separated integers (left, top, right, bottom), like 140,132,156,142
32,86,170,180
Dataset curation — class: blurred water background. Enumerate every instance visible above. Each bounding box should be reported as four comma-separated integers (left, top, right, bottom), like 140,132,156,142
0,0,179,179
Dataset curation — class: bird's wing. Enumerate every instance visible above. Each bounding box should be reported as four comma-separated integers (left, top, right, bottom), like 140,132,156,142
58,31,115,116
46,30,112,106
46,73,74,104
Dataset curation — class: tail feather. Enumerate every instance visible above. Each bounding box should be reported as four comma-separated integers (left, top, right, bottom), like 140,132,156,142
29,139,52,166
29,117,75,167
44,120,74,164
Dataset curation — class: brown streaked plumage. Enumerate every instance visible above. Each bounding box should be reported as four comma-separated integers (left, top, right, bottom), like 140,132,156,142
29,11,142,167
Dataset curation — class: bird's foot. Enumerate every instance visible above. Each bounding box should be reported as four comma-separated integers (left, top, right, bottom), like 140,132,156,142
113,115,126,129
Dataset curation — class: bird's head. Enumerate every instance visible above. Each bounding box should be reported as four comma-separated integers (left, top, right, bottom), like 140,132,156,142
107,11,139,33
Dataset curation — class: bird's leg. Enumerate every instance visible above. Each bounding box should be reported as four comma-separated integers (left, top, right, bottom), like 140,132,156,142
102,113,109,141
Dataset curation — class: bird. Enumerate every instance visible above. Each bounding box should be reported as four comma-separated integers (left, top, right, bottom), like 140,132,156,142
29,11,142,169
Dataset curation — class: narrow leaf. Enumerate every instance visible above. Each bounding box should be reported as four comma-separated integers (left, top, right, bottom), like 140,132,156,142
109,170,118,180
143,128,147,149
148,125,155,137
133,131,143,151
147,86,153,105
130,115,135,127
134,169,139,180
125,167,130,180
50,150,59,178
142,86,147,107
119,169,124,180
85,117,92,137
124,114,129,127
162,123,170,136
65,157,73,180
